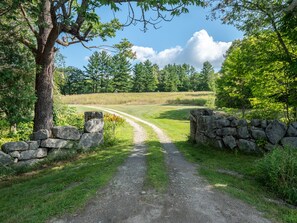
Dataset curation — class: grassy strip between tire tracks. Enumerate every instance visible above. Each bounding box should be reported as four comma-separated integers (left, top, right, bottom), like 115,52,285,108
75,105,169,192
0,122,134,223
102,104,297,223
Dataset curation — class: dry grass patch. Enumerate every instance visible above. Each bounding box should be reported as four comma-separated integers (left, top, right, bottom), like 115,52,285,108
61,91,213,105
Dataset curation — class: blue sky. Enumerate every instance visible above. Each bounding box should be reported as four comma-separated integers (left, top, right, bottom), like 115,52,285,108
59,5,243,71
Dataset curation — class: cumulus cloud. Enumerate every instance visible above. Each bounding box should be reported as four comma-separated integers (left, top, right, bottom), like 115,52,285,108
132,29,231,70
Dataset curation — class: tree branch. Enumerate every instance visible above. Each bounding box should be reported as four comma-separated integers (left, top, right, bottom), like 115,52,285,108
20,4,38,38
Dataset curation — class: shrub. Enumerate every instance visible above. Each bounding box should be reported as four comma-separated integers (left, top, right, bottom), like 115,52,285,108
103,113,125,146
167,98,207,106
255,146,297,205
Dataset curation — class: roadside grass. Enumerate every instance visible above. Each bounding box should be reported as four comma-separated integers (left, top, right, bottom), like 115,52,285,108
0,122,134,223
62,91,214,105
74,105,168,192
98,104,297,223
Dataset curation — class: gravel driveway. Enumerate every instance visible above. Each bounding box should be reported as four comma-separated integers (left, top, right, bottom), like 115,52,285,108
51,107,272,223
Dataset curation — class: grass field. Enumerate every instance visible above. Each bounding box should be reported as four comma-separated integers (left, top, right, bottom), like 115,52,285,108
0,123,134,223
72,104,297,223
62,91,214,105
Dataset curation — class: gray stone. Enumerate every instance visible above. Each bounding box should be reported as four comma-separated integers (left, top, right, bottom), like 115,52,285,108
19,148,48,160
223,136,237,149
237,127,250,139
52,126,81,140
266,120,287,144
227,116,236,121
230,119,239,127
2,141,28,153
238,139,258,153
261,120,267,129
190,109,213,117
84,119,104,133
216,118,230,128
251,129,267,140
205,130,216,139
0,151,13,165
216,128,237,136
15,159,44,167
78,132,103,149
197,116,216,132
9,151,20,158
238,119,248,127
27,141,40,150
195,133,208,144
32,129,51,140
211,140,224,149
251,119,261,127
292,122,297,129
287,125,297,137
281,137,297,148
84,111,104,122
41,139,74,149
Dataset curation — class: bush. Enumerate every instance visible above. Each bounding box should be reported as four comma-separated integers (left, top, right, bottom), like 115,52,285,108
255,146,297,205
167,98,207,106
103,113,125,146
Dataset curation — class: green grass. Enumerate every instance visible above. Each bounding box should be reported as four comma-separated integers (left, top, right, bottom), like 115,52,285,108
62,91,214,105
0,122,134,223
93,104,297,223
143,126,168,192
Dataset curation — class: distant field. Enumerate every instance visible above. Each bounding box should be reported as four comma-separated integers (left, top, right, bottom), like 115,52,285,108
61,91,214,105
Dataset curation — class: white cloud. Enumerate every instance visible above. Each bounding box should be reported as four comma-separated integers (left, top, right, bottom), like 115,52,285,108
84,56,90,61
132,29,231,70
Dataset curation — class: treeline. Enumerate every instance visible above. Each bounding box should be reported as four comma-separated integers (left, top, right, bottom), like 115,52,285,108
56,40,216,94
216,32,297,121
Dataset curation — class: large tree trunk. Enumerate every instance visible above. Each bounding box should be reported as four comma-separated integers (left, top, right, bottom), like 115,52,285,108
33,0,58,131
33,50,55,131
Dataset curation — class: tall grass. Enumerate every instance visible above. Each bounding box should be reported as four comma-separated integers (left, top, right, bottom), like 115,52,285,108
62,91,214,105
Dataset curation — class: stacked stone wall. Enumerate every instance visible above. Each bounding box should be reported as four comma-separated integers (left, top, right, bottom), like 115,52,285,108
190,109,297,153
0,111,104,166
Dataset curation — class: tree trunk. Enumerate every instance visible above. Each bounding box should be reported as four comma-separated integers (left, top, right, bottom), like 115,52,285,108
33,49,55,131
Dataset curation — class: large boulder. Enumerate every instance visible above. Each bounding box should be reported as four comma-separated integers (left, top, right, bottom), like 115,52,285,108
84,119,104,133
2,141,28,153
78,132,103,149
0,151,13,165
237,127,250,139
237,139,258,153
19,148,48,161
281,137,297,148
265,120,287,144
223,136,237,149
41,139,74,149
52,126,81,140
287,124,297,137
32,129,51,140
251,129,267,140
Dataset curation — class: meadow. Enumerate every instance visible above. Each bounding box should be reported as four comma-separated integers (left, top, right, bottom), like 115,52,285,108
62,91,214,106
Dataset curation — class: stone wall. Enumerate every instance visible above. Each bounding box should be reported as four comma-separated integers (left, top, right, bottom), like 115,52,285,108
0,111,104,166
190,109,297,153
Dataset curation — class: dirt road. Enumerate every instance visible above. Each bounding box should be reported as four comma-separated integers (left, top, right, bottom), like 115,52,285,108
52,107,271,223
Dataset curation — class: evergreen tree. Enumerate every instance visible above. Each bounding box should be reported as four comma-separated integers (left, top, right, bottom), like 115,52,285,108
112,39,135,92
132,63,146,92
84,51,101,93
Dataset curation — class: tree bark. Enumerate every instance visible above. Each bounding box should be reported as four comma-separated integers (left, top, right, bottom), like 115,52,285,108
33,50,55,131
